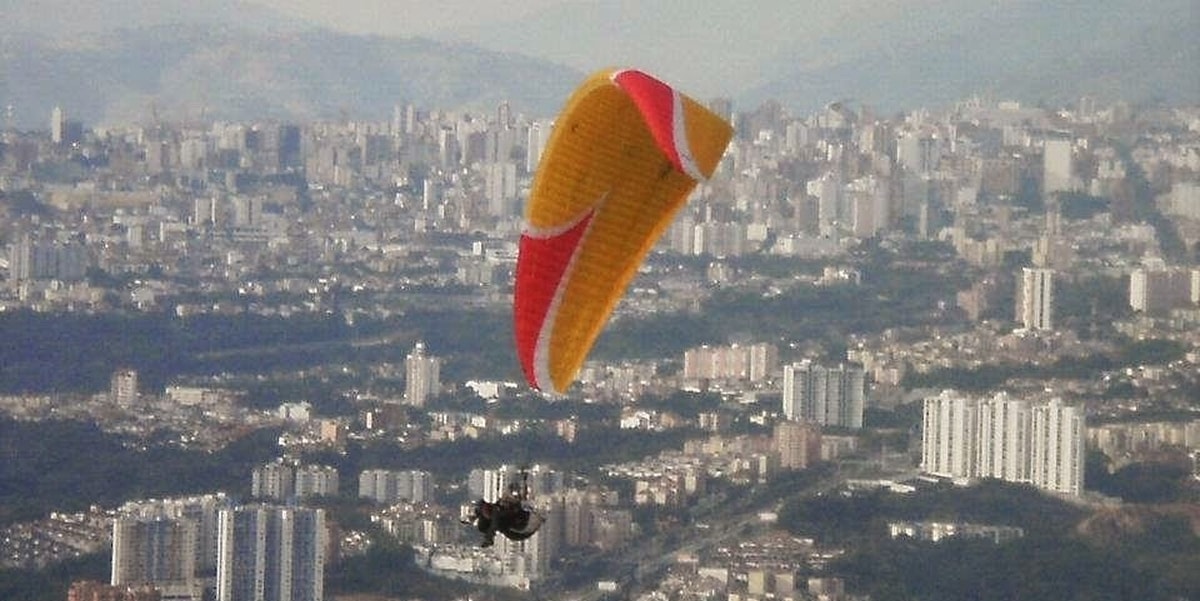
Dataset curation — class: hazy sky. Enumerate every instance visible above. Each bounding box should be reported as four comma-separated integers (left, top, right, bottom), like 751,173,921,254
242,0,889,98
247,0,573,38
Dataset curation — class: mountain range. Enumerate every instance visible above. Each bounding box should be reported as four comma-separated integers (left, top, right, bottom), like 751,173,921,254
456,0,1199,111
0,0,1196,128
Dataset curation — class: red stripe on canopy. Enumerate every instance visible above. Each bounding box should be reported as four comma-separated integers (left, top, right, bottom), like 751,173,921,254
613,69,683,174
514,211,594,390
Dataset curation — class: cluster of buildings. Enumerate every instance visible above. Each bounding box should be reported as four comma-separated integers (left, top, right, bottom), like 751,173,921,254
1088,419,1200,468
3,94,1196,325
682,342,779,386
359,468,434,504
0,370,275,453
83,464,634,596
1,86,1198,599
921,391,1086,495
0,509,111,570
251,461,340,501
634,531,851,601
2,93,1197,409
109,494,326,601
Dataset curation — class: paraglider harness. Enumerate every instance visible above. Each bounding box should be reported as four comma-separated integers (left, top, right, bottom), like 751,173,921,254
463,470,544,547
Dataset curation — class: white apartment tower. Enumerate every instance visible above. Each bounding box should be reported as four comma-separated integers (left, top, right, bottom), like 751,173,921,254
1016,267,1054,330
921,390,978,479
404,341,440,407
216,505,326,601
526,120,554,172
1030,398,1086,496
921,391,1084,495
1043,137,1074,194
478,466,519,503
51,106,66,144
976,393,1031,482
781,361,866,428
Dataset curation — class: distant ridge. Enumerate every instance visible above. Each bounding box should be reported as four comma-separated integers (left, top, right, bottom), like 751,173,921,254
744,0,1200,112
1,0,1196,128
456,0,1199,113
0,24,582,128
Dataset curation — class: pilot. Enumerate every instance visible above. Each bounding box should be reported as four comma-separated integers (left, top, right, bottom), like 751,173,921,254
470,491,534,547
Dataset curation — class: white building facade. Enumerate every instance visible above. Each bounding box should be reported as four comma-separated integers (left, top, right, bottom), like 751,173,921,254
405,341,441,407
921,391,1084,495
1016,267,1054,330
781,361,866,428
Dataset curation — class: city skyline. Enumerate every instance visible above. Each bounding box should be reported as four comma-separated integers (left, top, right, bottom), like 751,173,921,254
1,44,1197,597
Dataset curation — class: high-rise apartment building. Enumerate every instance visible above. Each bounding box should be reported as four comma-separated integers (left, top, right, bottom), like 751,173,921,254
111,516,198,590
921,390,977,478
807,171,843,235
51,106,66,144
921,391,1084,495
110,369,139,406
404,341,440,407
118,494,233,579
485,161,519,217
1042,137,1074,194
560,489,595,548
1016,267,1054,330
895,129,942,175
976,393,1031,483
251,462,295,501
359,469,432,504
474,466,520,504
216,505,326,601
251,462,337,501
469,464,563,503
781,361,866,428
774,420,822,470
526,120,554,172
682,343,778,383
1030,398,1086,496
1130,266,1198,314
294,465,339,499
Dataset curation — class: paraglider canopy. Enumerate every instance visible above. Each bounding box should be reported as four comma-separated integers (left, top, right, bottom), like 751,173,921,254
514,68,734,394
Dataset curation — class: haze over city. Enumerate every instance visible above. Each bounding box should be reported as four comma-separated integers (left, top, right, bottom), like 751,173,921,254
1,0,1195,126
0,2,1198,601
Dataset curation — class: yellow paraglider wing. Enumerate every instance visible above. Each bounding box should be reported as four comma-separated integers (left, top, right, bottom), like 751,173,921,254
514,68,734,394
